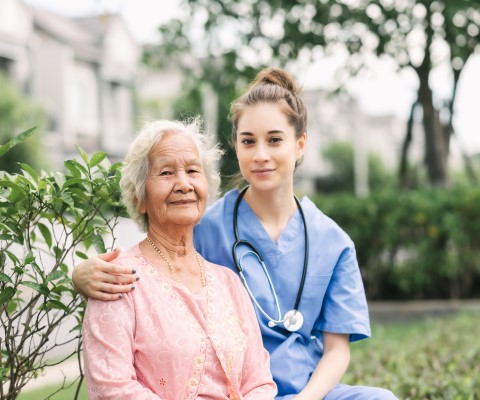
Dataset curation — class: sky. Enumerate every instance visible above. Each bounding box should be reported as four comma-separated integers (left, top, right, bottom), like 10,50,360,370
23,0,480,156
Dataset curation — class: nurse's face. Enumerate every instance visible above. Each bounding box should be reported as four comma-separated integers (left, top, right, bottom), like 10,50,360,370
235,102,306,193
138,132,208,230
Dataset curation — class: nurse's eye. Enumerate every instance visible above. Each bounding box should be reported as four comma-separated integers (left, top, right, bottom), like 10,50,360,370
241,138,255,145
269,136,283,144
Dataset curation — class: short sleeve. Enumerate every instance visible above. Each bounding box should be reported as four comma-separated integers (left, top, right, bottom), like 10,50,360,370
314,246,371,342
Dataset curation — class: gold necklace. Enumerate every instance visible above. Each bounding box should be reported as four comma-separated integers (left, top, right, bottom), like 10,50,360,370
146,236,206,287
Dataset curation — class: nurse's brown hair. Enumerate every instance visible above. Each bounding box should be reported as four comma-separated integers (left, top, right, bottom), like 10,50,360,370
230,68,308,142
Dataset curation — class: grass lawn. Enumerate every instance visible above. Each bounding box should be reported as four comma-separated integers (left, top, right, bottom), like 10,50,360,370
17,311,479,400
344,311,480,399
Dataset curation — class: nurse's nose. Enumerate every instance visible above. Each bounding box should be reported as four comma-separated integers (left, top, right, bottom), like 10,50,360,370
253,143,270,162
174,171,193,193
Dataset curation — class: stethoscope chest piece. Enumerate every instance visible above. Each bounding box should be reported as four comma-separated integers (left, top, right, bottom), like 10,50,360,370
283,309,304,332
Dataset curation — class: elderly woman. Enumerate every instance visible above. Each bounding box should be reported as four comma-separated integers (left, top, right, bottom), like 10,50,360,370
82,119,276,399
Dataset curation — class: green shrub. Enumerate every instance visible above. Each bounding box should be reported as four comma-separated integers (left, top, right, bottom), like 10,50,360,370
0,133,125,399
312,187,480,299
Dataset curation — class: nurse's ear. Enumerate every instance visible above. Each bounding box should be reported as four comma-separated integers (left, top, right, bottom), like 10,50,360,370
296,132,307,161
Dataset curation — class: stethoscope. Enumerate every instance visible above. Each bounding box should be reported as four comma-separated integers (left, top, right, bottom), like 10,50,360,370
232,186,309,332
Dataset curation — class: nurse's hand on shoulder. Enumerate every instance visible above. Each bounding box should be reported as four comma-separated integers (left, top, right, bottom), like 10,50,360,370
72,248,138,301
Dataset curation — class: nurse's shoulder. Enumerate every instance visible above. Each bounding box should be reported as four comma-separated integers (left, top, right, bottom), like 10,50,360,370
301,195,355,248
194,190,239,265
196,189,239,231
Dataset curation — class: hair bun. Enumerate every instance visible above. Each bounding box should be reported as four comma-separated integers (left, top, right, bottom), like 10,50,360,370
252,67,300,94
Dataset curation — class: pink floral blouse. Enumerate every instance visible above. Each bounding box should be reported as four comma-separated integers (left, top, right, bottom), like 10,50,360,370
83,244,276,399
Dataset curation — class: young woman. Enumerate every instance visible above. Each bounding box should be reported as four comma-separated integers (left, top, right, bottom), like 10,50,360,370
74,68,397,400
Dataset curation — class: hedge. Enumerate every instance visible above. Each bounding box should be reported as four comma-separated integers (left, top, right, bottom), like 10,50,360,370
311,187,480,300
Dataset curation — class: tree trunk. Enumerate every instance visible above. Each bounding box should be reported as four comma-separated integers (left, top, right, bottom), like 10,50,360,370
416,3,449,187
399,101,417,188
417,75,449,187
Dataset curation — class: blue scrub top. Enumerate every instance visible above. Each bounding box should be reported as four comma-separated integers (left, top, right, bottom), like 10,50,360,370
194,190,371,399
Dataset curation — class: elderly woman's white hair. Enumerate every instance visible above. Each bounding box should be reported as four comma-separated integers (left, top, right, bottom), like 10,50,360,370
120,118,223,232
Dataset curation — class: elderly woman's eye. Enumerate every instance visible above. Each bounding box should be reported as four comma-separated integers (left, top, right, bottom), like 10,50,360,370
159,170,172,176
188,168,200,174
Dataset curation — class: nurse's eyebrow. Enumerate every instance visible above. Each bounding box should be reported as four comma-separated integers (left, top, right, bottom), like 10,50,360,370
239,130,285,135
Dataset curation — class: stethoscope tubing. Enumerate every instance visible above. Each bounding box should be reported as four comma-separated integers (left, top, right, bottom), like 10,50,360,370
232,186,309,330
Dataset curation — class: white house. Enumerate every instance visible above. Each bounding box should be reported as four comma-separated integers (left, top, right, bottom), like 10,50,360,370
0,0,141,167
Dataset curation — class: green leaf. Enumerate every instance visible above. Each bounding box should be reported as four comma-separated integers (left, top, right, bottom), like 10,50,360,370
0,272,12,283
47,269,66,282
53,171,66,188
0,222,14,234
64,160,81,178
37,222,53,248
92,233,106,253
25,252,35,264
53,246,63,259
6,299,18,314
30,262,45,279
75,145,89,165
0,127,36,158
1,180,27,201
21,281,49,296
0,286,15,305
89,152,107,168
62,177,87,189
75,250,89,259
0,367,10,382
5,250,19,265
60,263,69,273
20,163,39,183
46,299,69,312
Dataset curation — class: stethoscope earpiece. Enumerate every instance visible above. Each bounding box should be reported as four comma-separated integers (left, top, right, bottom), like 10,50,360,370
232,186,309,333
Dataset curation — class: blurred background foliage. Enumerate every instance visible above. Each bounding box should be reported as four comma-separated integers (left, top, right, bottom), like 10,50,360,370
144,0,480,303
315,141,395,194
313,186,480,300
0,73,47,174
148,0,480,188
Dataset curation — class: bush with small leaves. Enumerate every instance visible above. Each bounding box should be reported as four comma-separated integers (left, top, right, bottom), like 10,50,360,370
0,131,126,399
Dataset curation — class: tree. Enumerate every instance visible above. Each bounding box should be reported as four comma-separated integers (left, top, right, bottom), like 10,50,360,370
0,73,46,173
0,133,125,399
152,0,480,188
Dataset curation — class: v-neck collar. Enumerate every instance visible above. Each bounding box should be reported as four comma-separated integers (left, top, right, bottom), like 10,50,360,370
232,190,306,256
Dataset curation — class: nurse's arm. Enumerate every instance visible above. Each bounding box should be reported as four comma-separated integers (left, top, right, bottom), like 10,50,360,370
293,332,350,400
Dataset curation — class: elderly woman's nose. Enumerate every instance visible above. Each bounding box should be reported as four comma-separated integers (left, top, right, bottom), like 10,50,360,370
174,171,194,192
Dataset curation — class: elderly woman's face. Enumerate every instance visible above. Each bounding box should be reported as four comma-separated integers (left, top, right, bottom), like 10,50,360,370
138,132,208,229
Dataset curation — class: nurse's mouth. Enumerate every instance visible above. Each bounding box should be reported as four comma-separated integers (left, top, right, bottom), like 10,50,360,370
252,168,275,176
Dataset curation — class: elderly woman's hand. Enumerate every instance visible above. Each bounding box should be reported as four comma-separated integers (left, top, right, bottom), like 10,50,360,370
72,249,138,300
